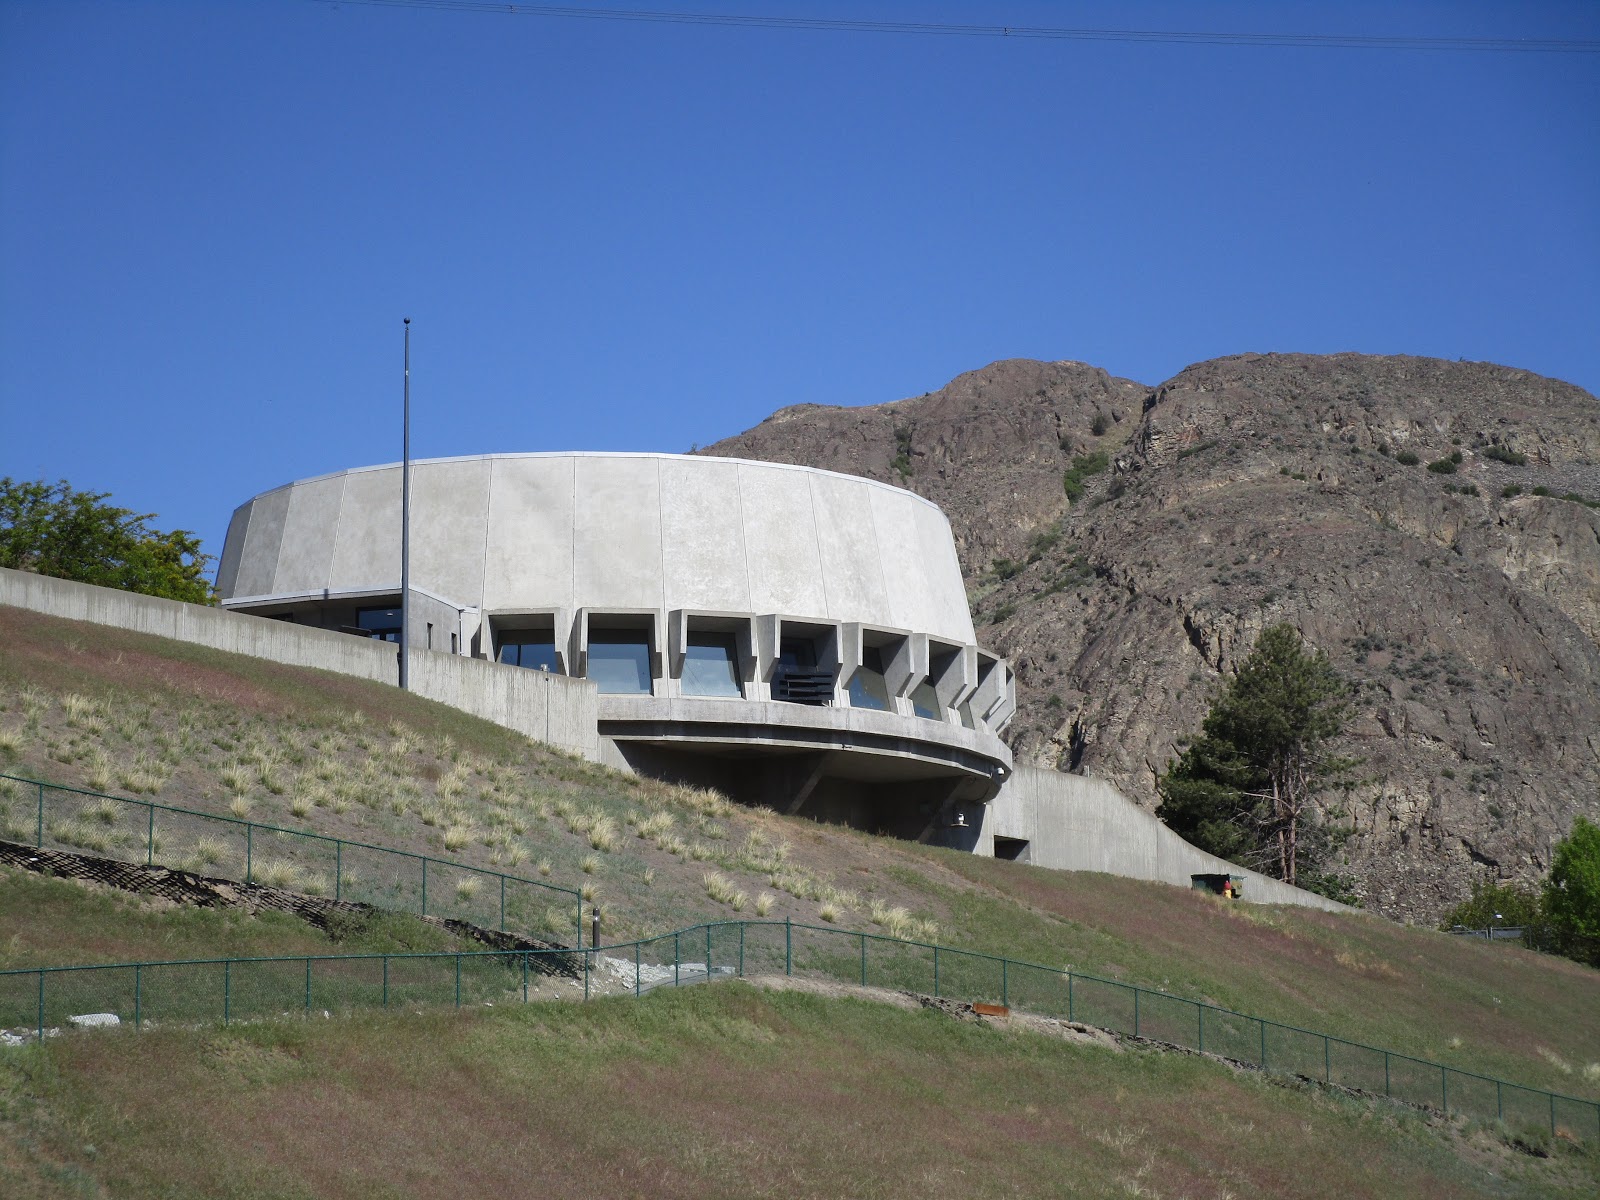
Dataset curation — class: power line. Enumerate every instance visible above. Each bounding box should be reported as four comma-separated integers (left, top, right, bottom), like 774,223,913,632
319,0,1600,54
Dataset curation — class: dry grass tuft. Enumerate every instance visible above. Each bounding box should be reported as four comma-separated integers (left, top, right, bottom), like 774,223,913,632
637,811,675,840
253,858,305,890
442,823,472,852
81,795,123,826
754,892,775,917
587,816,620,852
455,876,481,901
703,871,739,905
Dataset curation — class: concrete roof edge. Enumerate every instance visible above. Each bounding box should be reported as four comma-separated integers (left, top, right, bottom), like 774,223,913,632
238,452,951,519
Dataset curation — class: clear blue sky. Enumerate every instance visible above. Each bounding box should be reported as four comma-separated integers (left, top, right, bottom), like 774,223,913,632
2,1,1597,569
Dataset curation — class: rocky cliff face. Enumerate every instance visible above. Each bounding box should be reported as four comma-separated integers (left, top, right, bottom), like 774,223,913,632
703,353,1600,922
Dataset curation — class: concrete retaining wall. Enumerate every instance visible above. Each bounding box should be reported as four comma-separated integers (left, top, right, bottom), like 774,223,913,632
984,765,1350,912
0,568,601,761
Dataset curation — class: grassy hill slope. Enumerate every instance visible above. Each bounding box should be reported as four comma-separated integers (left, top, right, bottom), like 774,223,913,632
0,602,1597,1188
5,983,1596,1200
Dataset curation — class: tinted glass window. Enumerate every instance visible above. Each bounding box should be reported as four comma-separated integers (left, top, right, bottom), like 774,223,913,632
910,680,942,721
682,632,742,698
498,635,560,672
778,637,816,669
357,607,402,643
587,629,652,695
848,646,892,712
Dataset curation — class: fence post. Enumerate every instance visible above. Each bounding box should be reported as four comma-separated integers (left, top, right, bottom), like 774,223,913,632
1259,1020,1267,1068
36,970,44,1042
785,918,792,976
707,924,714,983
933,946,940,998
576,895,583,950
245,826,253,884
1497,1080,1503,1122
1384,1052,1390,1096
134,964,141,1030
1441,1067,1448,1112
383,957,389,1008
675,931,681,988
1197,1004,1203,1052
1325,1037,1331,1083
523,953,529,1004
499,876,506,932
146,803,155,867
1002,959,1008,1008
224,961,231,1025
635,942,641,999
455,954,462,1008
738,923,745,978
1133,988,1140,1037
36,782,44,848
860,934,867,987
305,959,312,1013
335,843,342,902
1549,1093,1555,1136
420,859,428,917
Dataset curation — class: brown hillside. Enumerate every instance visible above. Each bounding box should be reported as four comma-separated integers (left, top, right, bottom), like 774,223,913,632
702,353,1600,922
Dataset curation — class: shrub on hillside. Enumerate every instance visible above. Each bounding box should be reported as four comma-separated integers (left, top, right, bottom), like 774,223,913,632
1062,451,1110,502
1483,445,1528,466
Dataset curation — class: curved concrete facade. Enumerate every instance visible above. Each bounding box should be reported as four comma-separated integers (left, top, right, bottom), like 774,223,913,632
218,453,1015,819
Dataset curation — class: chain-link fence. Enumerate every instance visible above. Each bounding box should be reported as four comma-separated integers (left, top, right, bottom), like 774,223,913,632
5,919,1596,1143
0,772,584,946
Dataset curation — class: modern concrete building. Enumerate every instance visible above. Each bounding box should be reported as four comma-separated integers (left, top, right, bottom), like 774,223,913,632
216,453,1016,837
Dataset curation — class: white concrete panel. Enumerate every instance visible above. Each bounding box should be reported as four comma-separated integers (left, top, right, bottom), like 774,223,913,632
234,487,292,597
909,501,977,642
272,476,346,594
411,458,491,607
737,463,827,617
659,457,752,613
573,457,665,610
867,487,941,639
215,503,253,598
482,457,576,613
329,468,402,586
808,473,891,624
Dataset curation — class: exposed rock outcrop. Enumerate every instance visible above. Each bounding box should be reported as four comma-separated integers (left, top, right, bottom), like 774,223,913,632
703,353,1600,922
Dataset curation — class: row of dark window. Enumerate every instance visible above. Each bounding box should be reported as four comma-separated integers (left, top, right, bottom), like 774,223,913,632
360,608,962,722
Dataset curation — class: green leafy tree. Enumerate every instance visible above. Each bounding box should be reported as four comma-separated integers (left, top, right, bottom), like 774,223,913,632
1158,623,1354,890
1439,879,1544,932
0,478,214,605
1543,817,1600,967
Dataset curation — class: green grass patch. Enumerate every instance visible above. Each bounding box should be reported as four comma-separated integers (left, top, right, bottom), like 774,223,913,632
4,983,1595,1199
1062,450,1110,502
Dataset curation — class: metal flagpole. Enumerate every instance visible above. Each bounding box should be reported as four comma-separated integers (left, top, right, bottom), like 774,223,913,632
400,318,411,690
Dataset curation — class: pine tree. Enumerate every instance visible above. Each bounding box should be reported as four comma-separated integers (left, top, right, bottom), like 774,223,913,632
1158,623,1353,889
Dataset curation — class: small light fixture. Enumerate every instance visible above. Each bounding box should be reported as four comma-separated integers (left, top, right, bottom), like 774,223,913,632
949,810,969,829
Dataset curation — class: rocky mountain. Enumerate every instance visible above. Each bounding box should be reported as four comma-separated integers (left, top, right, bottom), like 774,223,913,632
702,353,1600,923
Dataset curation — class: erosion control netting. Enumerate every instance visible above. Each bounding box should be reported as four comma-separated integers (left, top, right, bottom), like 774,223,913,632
0,773,583,947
